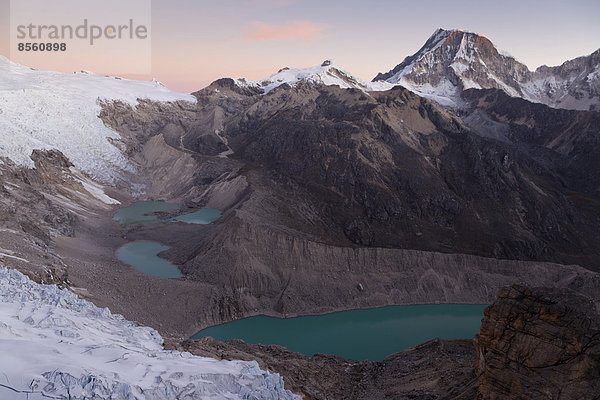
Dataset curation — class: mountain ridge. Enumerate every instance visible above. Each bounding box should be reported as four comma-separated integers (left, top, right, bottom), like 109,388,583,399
232,59,392,94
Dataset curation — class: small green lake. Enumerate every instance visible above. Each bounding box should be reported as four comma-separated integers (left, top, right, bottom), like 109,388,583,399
170,208,222,224
114,201,222,278
113,200,221,227
116,241,183,278
192,303,486,361
113,200,179,227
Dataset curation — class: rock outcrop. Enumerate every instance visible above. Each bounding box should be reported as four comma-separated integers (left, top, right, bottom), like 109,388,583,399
474,285,600,399
168,337,478,400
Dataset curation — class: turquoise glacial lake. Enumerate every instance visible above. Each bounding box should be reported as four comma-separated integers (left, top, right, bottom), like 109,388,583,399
114,201,222,278
116,241,183,278
113,200,221,227
192,304,487,361
113,200,179,227
170,208,222,224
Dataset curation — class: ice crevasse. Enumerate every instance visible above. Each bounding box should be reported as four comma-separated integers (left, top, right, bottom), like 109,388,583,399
0,266,298,399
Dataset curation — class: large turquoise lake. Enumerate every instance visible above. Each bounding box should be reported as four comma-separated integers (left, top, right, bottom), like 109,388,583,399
192,304,486,361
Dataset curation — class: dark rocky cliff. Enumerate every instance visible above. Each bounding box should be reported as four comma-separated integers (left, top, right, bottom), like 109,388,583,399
475,285,600,400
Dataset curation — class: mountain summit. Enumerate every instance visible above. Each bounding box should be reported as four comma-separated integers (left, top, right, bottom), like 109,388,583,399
373,28,600,111
372,29,529,97
235,59,376,93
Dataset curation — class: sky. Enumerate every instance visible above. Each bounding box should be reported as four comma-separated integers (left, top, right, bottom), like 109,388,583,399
1,0,599,92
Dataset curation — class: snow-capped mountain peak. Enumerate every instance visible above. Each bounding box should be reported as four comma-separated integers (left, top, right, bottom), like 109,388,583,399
373,29,600,111
372,28,528,101
235,59,373,93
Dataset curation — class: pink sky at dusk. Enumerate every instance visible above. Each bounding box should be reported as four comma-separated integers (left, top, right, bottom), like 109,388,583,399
1,0,599,93
243,20,327,41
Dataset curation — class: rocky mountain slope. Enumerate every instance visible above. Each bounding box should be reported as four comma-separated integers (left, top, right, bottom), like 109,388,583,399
461,88,600,195
0,266,297,399
191,81,600,268
373,28,600,111
170,337,478,400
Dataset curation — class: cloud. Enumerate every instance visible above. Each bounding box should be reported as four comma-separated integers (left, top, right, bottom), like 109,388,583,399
243,20,327,41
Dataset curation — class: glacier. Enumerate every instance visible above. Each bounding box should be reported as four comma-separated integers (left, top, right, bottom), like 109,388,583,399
0,266,298,400
0,56,196,183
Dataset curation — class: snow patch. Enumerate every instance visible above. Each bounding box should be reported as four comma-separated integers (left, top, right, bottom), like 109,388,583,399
80,180,120,205
497,48,516,60
402,79,460,107
0,253,28,262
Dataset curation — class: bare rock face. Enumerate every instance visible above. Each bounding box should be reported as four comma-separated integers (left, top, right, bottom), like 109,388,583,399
462,88,600,196
474,285,600,400
168,337,478,400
